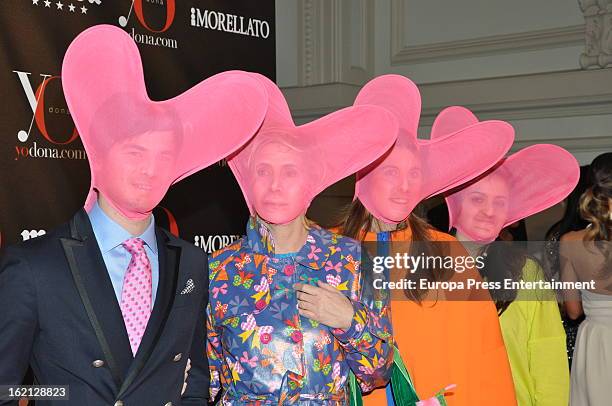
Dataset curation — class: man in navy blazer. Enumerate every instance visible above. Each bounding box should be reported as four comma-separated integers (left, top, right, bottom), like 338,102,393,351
0,34,211,404
0,202,209,406
0,94,211,405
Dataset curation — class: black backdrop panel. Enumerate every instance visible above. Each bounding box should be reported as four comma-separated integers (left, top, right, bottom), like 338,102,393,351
0,0,275,251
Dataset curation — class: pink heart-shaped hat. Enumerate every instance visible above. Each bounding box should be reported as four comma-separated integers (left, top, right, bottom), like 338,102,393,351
431,106,580,242
354,74,515,224
227,73,400,222
62,24,268,219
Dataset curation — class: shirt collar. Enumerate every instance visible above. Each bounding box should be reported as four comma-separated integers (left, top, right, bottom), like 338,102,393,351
87,201,158,254
245,216,332,270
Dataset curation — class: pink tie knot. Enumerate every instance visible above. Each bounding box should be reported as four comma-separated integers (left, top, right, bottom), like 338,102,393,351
123,237,146,256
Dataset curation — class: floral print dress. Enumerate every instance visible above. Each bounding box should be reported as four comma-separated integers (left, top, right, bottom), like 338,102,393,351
207,217,393,405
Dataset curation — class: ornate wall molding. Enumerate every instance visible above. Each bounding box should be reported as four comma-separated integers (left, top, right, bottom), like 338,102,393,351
511,134,612,153
390,0,584,65
416,68,612,123
297,0,374,86
283,68,612,122
578,0,612,68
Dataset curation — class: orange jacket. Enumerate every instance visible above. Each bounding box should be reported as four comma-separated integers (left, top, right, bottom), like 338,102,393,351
332,226,517,406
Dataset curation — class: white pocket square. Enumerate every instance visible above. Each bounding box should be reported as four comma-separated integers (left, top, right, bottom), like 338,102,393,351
180,278,195,295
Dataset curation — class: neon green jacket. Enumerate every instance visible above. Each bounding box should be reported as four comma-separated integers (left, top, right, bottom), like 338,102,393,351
499,259,569,406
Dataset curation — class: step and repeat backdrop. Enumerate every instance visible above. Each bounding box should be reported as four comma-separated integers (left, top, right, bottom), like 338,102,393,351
0,0,276,251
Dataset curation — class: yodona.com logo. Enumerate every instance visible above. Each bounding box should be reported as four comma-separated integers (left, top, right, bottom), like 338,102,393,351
12,71,87,161
118,0,179,49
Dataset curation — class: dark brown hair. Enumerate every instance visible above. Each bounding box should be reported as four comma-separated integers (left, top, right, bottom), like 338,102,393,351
580,152,612,242
337,199,448,302
477,241,527,316
579,152,612,271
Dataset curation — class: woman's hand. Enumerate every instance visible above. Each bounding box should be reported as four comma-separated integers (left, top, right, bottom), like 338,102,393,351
181,358,191,395
294,281,354,330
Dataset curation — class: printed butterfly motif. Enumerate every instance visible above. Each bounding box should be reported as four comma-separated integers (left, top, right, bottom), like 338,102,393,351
287,372,305,390
344,254,360,273
308,245,322,260
328,362,345,393
314,330,332,351
215,301,228,319
254,276,269,292
239,351,259,368
238,313,274,349
298,275,319,286
356,353,384,376
234,254,252,271
251,276,272,312
233,270,255,289
353,308,367,333
325,274,341,287
313,353,332,376
273,282,292,300
308,318,320,328
212,283,228,299
222,316,240,328
283,314,301,337
227,357,244,382
325,273,349,291
325,260,343,273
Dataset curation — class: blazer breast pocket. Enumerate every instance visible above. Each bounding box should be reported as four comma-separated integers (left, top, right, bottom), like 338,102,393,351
172,277,200,309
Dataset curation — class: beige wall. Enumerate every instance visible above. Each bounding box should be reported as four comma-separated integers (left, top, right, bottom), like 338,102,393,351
276,0,612,235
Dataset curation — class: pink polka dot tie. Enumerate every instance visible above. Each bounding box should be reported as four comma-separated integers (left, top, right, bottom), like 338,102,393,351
120,237,152,356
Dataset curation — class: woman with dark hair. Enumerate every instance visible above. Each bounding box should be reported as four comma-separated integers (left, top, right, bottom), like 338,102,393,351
560,152,612,405
548,166,592,239
544,164,591,369
434,107,580,406
335,75,518,406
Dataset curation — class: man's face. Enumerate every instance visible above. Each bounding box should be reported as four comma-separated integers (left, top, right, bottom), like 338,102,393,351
97,130,179,215
361,145,422,223
249,141,309,224
455,174,510,242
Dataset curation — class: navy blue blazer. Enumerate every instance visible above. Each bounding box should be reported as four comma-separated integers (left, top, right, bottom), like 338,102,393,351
0,209,209,406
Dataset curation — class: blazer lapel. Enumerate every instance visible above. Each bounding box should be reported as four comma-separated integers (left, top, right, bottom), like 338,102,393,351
60,209,133,389
118,228,182,397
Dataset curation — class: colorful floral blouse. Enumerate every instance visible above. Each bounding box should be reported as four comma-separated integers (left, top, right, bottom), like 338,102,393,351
207,217,393,405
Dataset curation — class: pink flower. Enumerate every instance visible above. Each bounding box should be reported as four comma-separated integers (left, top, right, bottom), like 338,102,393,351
291,330,303,343
255,299,267,311
260,333,272,344
283,265,295,276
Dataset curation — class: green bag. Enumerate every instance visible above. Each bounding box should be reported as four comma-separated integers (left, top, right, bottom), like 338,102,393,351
349,345,450,406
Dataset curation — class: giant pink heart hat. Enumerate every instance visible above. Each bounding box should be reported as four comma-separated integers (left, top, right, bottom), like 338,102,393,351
227,73,400,222
431,106,580,242
353,74,515,224
62,24,268,219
